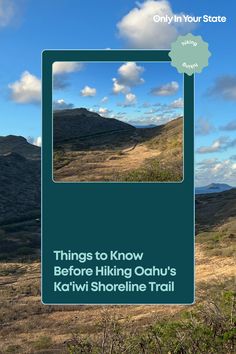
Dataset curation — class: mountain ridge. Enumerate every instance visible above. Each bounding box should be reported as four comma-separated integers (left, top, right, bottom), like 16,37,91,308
54,107,135,143
0,135,40,160
195,183,234,195
0,138,40,224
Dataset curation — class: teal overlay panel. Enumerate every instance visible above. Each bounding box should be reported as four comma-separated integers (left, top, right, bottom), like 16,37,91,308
42,50,194,304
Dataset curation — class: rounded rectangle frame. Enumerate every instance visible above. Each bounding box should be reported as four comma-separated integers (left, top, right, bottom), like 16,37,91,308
42,50,194,305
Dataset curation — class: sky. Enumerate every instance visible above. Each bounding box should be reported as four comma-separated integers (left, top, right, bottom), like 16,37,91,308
52,62,183,127
0,0,236,186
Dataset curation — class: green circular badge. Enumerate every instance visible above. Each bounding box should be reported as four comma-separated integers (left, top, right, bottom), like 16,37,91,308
169,33,211,76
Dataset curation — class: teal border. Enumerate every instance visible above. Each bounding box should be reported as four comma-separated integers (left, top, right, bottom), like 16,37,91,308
42,50,194,305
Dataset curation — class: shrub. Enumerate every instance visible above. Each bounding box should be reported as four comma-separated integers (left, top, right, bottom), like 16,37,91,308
66,291,236,353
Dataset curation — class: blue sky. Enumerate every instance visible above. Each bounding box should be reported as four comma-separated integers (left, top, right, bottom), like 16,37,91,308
0,0,236,185
53,62,183,126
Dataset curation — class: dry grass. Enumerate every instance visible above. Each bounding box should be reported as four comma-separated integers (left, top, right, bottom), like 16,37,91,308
53,118,183,182
54,144,165,182
0,233,235,353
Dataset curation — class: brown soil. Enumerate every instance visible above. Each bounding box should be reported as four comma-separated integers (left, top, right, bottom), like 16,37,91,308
54,144,162,182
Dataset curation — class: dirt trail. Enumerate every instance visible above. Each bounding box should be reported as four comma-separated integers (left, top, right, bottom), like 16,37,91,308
55,143,161,181
105,144,160,170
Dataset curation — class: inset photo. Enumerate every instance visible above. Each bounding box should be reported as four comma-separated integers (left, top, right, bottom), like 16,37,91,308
53,62,183,182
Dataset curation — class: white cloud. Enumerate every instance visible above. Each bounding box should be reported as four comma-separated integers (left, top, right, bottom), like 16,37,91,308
144,108,159,115
112,78,129,94
112,62,144,95
145,102,181,119
117,0,195,49
34,136,42,147
170,97,183,108
124,93,137,106
52,62,83,75
89,107,113,117
101,96,109,103
8,71,41,104
28,136,42,147
0,0,15,27
126,115,170,127
53,99,74,110
197,136,236,154
118,93,137,107
98,107,112,115
151,81,179,96
80,85,96,97
196,158,236,186
118,62,144,86
122,108,181,126
197,140,221,154
53,62,83,90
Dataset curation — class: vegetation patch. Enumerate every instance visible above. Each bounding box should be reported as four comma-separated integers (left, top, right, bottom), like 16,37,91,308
66,290,236,354
120,158,182,182
32,335,53,350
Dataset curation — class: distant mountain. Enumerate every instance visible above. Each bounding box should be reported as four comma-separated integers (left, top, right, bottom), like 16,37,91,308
0,135,40,160
195,183,233,195
134,124,157,129
54,108,135,143
0,137,40,224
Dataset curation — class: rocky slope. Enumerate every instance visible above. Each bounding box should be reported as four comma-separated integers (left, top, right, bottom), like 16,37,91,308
0,137,40,224
0,135,40,160
196,188,236,232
